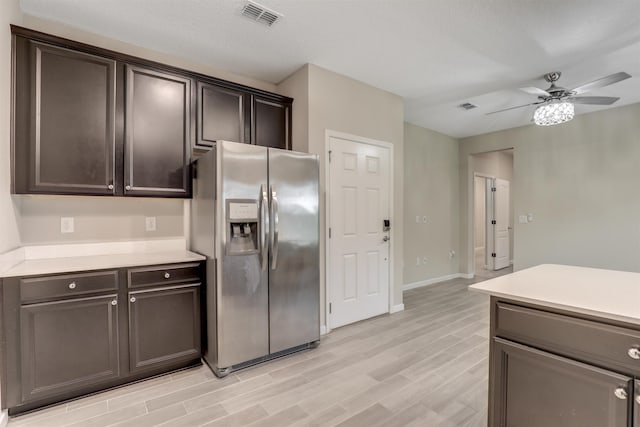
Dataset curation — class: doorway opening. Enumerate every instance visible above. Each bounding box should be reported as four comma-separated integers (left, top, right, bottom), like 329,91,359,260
471,149,514,279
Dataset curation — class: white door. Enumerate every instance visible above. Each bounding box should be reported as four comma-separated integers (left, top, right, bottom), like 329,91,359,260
492,178,510,270
328,136,390,329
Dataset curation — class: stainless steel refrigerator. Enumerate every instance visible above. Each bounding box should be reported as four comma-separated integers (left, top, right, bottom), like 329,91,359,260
191,140,320,377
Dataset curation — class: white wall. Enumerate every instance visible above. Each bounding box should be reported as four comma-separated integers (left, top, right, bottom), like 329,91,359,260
459,103,640,274
17,196,184,245
403,122,459,286
279,63,405,322
277,65,309,153
0,0,22,254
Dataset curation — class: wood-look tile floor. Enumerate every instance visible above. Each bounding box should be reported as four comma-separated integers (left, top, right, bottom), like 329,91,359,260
8,269,512,427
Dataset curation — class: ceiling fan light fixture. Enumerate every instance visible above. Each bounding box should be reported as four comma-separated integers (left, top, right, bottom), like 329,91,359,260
533,101,575,126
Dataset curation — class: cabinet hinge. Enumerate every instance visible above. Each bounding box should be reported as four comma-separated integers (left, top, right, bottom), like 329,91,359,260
328,150,332,162
491,187,496,192
491,220,496,225
329,303,332,314
491,253,496,258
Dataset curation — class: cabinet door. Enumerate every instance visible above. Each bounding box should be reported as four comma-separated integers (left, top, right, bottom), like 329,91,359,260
20,295,119,402
197,81,245,147
125,65,192,197
128,284,201,373
492,338,631,427
13,38,116,195
251,96,291,149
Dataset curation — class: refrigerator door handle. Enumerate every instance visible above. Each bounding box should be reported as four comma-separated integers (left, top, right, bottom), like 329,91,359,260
270,185,279,270
260,184,269,271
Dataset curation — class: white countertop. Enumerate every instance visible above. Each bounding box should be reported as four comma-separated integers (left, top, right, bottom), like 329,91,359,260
469,264,640,325
1,251,205,278
0,239,205,278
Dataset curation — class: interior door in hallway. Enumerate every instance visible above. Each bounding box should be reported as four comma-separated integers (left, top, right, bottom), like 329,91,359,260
492,178,510,270
328,135,390,329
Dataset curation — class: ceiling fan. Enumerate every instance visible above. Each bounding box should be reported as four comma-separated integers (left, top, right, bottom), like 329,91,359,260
487,71,632,126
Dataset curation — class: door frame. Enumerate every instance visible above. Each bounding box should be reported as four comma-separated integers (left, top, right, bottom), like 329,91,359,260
324,129,394,334
473,172,495,275
467,149,514,276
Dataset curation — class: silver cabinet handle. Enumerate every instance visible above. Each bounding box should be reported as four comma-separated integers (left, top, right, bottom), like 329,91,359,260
614,387,628,400
130,296,136,303
107,184,114,190
260,185,269,272
68,282,77,289
125,185,131,190
270,185,279,270
164,272,170,279
111,299,117,306
628,348,640,359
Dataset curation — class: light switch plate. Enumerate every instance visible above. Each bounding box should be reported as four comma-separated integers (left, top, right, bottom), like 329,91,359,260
518,215,528,224
145,216,157,231
60,217,74,233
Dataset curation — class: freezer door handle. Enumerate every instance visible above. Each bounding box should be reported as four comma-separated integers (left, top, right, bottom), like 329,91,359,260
270,185,279,270
260,184,269,271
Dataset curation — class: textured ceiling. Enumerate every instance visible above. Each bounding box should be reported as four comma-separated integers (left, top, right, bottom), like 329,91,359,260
19,0,640,138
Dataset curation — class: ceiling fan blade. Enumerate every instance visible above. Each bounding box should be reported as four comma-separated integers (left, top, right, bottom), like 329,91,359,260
519,86,551,97
571,72,631,95
568,96,620,105
486,102,541,115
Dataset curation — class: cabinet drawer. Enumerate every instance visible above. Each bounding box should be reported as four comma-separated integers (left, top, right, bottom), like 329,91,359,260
127,263,201,289
496,302,640,376
20,271,118,303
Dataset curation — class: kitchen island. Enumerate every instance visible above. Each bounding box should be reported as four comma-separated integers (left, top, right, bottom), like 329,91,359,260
470,264,640,427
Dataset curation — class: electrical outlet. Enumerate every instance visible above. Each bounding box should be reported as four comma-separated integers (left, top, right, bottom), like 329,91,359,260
145,216,157,231
423,257,428,264
60,217,74,233
422,216,427,223
415,215,420,224
449,250,456,259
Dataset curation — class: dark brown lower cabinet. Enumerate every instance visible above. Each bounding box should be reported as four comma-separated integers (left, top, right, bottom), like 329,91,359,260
20,295,120,403
128,284,201,373
492,338,631,427
488,298,640,427
1,262,203,415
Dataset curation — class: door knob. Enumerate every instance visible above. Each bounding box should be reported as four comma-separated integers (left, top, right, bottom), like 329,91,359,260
614,387,628,400
628,347,640,360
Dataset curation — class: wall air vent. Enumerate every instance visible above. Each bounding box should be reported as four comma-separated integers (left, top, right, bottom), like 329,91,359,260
241,1,283,27
458,102,477,110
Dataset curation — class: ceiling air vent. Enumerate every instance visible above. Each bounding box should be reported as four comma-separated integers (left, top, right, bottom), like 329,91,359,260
458,102,477,111
241,1,283,27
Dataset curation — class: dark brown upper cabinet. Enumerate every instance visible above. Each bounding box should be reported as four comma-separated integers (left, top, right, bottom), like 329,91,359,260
124,66,192,197
12,38,117,195
195,83,292,150
196,81,246,147
252,95,291,150
11,26,293,198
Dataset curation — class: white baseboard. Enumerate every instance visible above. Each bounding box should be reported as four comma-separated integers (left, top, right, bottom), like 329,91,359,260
403,273,471,291
390,303,405,313
0,409,8,427
320,325,327,335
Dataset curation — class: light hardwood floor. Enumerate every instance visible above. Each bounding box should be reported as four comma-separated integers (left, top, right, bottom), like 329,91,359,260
8,269,512,427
